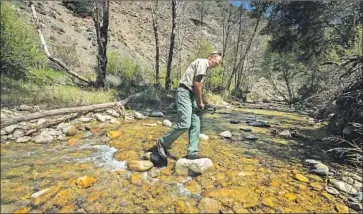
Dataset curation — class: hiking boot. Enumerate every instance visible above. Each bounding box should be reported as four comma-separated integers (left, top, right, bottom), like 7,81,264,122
157,141,168,159
185,153,207,160
150,152,167,167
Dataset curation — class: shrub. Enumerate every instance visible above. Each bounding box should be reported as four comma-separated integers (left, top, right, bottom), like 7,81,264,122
0,1,46,79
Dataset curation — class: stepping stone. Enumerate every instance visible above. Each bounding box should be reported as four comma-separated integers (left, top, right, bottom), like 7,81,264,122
230,120,240,124
240,128,252,132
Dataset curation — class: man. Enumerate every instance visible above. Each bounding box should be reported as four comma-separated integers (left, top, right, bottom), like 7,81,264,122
150,51,223,167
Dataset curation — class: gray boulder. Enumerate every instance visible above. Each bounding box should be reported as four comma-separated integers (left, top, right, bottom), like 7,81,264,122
175,158,213,176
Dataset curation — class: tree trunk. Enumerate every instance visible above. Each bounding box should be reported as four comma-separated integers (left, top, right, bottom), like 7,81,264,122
1,90,146,128
93,0,110,88
29,2,92,85
225,4,263,91
221,4,233,85
151,0,160,85
165,0,177,91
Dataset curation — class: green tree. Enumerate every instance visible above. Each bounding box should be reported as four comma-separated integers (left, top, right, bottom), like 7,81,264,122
0,1,46,79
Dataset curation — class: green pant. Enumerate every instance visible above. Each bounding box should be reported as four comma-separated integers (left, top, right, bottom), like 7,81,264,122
159,87,200,156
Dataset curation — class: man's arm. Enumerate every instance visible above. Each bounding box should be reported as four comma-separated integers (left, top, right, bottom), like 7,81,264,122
193,75,204,109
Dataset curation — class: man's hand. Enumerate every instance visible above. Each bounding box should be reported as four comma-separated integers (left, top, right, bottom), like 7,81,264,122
199,102,205,110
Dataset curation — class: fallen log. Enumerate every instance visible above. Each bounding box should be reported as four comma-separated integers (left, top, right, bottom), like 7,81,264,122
1,90,145,128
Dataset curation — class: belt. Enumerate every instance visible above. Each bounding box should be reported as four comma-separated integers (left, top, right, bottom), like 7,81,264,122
178,84,193,93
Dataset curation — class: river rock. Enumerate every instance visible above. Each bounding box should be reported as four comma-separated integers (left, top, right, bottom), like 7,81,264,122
175,158,213,176
342,176,355,184
33,132,54,144
244,135,258,140
162,120,172,127
353,181,362,191
62,125,77,136
37,118,47,125
1,129,7,136
95,114,106,122
294,173,309,183
310,163,329,176
80,117,92,122
106,109,120,117
143,152,152,160
151,111,164,117
76,176,97,188
31,186,59,206
219,131,232,138
349,202,363,211
230,120,240,124
13,129,24,138
4,125,17,134
240,128,252,132
304,159,321,165
127,160,153,172
247,121,271,128
104,115,113,121
325,186,341,195
16,136,31,143
198,198,221,213
331,179,358,194
17,104,33,111
279,130,292,138
199,134,209,141
134,112,146,120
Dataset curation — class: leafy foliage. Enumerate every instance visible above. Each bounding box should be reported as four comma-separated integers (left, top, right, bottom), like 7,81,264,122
0,1,46,79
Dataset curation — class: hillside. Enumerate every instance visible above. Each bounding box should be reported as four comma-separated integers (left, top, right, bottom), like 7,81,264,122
15,1,249,78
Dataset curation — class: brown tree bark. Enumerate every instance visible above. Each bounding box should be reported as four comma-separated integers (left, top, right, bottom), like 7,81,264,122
92,0,110,88
165,0,177,91
151,0,160,85
30,2,92,85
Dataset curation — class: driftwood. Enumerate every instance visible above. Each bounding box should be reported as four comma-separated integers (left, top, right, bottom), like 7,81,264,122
1,90,145,128
30,1,92,85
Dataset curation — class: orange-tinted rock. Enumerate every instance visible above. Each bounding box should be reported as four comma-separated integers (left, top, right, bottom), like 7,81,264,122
262,198,274,208
12,208,29,214
76,176,97,188
174,200,199,213
284,193,297,201
335,204,349,213
295,174,309,183
130,173,142,185
205,187,259,208
198,198,221,213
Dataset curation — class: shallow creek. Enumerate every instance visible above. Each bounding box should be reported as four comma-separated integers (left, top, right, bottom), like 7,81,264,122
1,107,354,213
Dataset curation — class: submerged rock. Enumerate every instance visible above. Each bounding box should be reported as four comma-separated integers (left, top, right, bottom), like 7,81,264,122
247,121,271,128
230,120,240,124
244,135,258,140
175,158,213,176
31,187,59,206
76,176,97,188
278,130,292,138
240,128,252,132
198,197,221,213
335,204,349,213
294,173,309,183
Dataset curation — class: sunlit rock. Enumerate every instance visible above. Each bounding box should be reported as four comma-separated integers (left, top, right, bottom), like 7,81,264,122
175,158,213,176
76,176,97,188
162,120,172,127
127,160,153,172
219,131,232,138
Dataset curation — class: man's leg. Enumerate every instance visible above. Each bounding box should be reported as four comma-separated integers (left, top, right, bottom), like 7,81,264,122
187,99,201,156
159,88,192,149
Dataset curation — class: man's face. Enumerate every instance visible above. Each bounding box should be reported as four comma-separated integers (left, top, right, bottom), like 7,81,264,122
208,55,222,69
